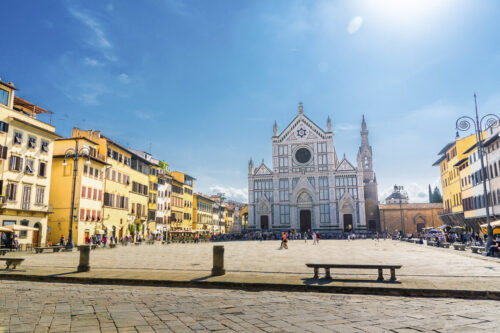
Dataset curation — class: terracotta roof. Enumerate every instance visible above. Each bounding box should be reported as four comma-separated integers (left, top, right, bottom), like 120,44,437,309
14,96,52,114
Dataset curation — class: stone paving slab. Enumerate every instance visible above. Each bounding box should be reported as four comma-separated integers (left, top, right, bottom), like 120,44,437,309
1,240,500,299
1,280,500,333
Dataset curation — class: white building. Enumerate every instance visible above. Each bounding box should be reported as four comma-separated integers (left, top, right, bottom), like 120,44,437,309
156,170,172,235
248,103,378,233
463,125,500,226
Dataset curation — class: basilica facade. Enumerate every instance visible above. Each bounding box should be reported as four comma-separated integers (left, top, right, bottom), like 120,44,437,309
247,103,379,233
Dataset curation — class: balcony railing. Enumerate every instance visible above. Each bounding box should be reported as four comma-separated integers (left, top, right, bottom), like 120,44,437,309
22,202,30,210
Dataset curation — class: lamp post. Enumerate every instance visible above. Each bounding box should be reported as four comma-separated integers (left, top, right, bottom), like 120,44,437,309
456,94,499,250
394,185,407,236
62,140,90,250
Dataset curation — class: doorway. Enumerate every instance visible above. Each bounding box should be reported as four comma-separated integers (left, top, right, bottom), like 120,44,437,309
300,210,311,233
368,219,377,232
32,223,41,247
260,215,269,230
343,214,353,232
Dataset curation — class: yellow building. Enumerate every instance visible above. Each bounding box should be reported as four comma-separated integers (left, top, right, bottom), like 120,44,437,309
72,129,133,240
128,149,159,236
193,193,214,232
458,144,475,220
0,80,60,249
240,205,248,231
128,150,150,239
172,171,195,230
433,134,477,225
148,158,160,235
224,204,235,232
48,137,107,245
171,176,184,231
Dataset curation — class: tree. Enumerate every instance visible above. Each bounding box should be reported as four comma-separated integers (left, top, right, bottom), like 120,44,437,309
432,187,443,203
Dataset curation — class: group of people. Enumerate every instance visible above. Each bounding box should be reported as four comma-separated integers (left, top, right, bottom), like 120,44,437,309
0,232,18,250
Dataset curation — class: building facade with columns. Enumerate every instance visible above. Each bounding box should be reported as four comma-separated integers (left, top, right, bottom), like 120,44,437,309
247,103,378,233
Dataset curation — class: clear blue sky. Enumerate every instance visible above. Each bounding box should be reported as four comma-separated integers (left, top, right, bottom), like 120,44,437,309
1,0,500,203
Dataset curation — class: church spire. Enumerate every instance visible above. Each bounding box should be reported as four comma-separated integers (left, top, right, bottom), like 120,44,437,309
273,121,278,136
327,116,332,132
361,114,369,147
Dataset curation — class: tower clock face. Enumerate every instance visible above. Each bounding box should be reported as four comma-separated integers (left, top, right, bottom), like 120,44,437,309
295,147,312,164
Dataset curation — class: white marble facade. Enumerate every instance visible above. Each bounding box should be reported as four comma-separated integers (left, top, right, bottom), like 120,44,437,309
248,103,377,233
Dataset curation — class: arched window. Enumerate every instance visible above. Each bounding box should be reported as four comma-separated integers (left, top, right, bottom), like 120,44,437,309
363,157,369,170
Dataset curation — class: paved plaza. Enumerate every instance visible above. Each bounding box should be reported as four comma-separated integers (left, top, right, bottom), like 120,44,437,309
1,280,499,333
2,240,499,290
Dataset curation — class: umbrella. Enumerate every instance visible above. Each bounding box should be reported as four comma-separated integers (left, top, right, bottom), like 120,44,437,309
4,225,39,232
450,226,465,233
428,229,440,234
0,226,13,233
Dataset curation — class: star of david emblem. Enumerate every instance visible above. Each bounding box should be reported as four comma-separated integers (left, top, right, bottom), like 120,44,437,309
297,128,307,138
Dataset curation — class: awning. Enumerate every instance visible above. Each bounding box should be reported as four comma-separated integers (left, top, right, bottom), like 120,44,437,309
4,225,39,232
95,229,105,234
480,220,500,234
0,226,14,233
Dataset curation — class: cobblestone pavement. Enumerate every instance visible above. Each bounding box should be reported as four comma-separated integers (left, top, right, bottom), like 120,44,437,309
1,281,499,333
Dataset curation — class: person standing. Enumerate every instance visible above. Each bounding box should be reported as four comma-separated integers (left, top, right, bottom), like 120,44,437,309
312,232,317,245
304,232,307,243
59,235,65,247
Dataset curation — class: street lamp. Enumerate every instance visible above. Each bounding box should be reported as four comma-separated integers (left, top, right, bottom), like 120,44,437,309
455,94,499,250
62,140,91,250
394,185,407,235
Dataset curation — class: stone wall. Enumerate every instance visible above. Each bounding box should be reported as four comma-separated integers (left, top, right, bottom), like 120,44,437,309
379,203,443,234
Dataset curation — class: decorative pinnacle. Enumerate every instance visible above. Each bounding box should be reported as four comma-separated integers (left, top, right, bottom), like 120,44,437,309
298,101,304,115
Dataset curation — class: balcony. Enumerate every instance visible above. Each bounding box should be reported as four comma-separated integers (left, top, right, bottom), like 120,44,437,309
22,201,30,210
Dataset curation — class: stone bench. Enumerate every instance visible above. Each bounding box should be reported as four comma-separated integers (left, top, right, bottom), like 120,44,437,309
34,246,63,254
109,243,117,249
471,246,485,254
440,242,451,248
0,258,24,269
427,241,435,246
0,248,9,256
134,242,142,246
453,244,466,251
305,263,402,281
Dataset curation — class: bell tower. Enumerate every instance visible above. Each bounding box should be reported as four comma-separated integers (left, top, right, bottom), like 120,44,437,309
357,115,379,232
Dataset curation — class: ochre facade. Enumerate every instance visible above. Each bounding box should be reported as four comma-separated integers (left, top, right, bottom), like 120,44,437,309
379,203,443,235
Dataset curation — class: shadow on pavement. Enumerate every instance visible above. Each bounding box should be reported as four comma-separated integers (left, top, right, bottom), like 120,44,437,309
301,278,402,285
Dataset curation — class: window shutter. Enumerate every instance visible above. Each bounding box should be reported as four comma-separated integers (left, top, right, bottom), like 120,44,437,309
82,186,86,198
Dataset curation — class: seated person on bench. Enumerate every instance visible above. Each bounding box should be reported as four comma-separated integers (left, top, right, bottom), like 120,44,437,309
487,236,500,257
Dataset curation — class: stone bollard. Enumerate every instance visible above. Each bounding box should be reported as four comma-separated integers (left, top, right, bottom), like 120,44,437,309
77,245,91,272
211,245,225,276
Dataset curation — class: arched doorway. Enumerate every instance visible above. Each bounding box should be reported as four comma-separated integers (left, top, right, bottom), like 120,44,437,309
260,216,269,230
32,222,42,247
300,210,311,232
414,215,426,233
297,191,313,231
343,214,353,232
340,200,355,232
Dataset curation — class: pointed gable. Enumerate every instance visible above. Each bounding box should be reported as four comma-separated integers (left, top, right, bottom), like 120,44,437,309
336,157,356,171
276,113,328,143
254,162,273,175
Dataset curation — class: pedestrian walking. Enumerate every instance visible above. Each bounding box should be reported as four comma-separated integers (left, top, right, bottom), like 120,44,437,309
312,232,317,245
304,232,307,243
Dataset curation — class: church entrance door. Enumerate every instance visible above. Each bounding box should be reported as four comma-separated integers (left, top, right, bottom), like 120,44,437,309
300,210,311,233
343,214,353,232
260,216,269,230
